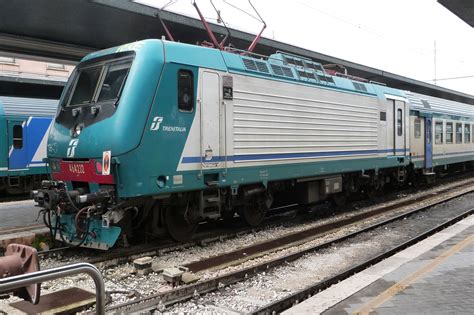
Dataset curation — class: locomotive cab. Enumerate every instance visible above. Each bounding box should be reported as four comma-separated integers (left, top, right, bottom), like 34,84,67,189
34,41,166,249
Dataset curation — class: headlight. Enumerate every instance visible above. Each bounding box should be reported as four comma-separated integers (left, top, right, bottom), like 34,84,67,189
72,123,83,137
50,160,61,172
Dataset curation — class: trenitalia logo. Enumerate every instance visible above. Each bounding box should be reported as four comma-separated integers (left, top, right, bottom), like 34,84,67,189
66,139,79,157
150,116,164,131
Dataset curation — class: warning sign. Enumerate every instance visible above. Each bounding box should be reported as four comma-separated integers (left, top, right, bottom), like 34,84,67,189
102,151,111,175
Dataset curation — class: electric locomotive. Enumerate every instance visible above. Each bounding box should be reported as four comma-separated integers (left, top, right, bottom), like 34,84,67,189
32,39,474,250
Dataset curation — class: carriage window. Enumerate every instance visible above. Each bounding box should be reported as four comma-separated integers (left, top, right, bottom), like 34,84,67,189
178,70,194,112
435,121,443,144
414,118,421,138
465,124,471,143
13,125,23,149
68,66,102,106
455,123,462,144
397,109,403,136
446,122,453,144
97,60,132,103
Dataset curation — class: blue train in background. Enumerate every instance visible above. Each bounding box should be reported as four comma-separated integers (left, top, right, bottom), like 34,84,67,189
32,39,473,250
0,96,58,195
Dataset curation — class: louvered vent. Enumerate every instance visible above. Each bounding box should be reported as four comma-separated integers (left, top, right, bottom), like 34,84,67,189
353,82,367,92
271,64,284,76
297,70,306,78
282,67,294,78
255,60,269,73
317,75,335,84
304,62,324,73
242,58,258,71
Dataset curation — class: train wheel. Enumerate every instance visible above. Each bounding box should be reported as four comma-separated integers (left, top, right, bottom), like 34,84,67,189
332,192,347,206
163,205,198,242
238,192,270,227
239,204,266,226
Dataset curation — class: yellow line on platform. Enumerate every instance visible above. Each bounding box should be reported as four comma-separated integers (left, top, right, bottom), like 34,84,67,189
352,233,474,315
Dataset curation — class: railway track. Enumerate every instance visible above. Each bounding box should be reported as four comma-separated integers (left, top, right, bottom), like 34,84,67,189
102,180,474,313
38,176,473,270
1,176,472,313
253,208,473,314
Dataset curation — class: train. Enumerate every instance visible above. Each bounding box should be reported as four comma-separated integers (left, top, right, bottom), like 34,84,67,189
0,96,58,195
32,39,474,250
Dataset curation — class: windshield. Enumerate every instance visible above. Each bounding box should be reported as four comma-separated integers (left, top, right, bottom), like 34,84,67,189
67,56,133,107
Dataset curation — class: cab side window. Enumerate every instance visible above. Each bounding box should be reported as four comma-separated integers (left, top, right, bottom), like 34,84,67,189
178,70,194,112
13,125,23,149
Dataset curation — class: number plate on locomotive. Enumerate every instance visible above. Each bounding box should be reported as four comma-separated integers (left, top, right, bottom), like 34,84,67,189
68,163,85,174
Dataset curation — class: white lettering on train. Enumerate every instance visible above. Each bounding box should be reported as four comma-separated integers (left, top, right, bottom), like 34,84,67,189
68,163,85,174
162,126,186,132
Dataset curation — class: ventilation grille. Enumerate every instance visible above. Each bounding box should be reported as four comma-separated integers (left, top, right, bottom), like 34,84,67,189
317,75,335,84
271,64,294,78
242,58,258,71
352,82,367,92
285,57,305,67
282,67,294,78
304,62,325,73
242,57,269,73
271,64,284,76
255,60,269,73
298,71,317,80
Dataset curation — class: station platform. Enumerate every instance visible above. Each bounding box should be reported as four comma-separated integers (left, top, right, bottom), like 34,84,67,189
283,215,474,315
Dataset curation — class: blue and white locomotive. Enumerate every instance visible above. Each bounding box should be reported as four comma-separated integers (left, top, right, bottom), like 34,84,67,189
0,96,57,195
33,39,473,249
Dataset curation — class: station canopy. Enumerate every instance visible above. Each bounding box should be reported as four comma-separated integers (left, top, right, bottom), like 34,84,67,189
438,0,474,27
0,0,472,104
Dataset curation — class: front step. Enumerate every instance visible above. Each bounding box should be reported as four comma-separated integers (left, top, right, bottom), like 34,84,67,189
200,189,221,219
397,167,407,182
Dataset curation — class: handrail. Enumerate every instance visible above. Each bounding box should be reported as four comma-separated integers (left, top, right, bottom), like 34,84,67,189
0,262,105,315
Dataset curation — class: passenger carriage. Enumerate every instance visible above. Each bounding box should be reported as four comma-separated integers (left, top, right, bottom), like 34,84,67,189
0,96,57,194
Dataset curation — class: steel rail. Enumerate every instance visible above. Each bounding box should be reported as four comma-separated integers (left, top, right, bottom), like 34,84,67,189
106,188,473,313
37,202,303,266
38,177,474,267
253,207,474,314
183,183,473,273
0,262,105,315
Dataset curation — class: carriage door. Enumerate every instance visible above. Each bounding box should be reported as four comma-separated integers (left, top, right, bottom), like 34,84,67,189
425,117,433,168
200,71,221,168
7,120,28,170
393,100,406,156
